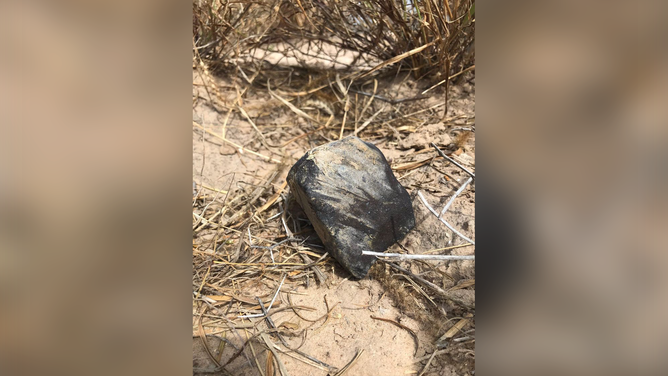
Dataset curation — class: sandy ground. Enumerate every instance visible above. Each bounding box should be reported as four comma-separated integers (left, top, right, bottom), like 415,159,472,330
193,70,475,376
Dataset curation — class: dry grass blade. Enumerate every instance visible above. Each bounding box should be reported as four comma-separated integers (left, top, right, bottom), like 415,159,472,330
384,261,474,309
267,86,317,122
260,332,291,376
370,315,419,355
256,181,287,214
362,251,474,261
354,105,385,136
439,318,471,342
423,244,474,254
358,41,437,79
333,349,364,376
197,306,224,371
278,120,331,147
448,279,475,291
422,65,476,95
338,96,350,139
431,142,475,178
266,350,275,376
193,121,281,163
417,350,438,376
392,158,434,171
418,190,475,245
357,79,378,119
237,104,268,146
198,184,229,195
247,337,267,376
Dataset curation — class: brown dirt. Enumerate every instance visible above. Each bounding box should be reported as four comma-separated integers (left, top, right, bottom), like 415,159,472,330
193,70,475,376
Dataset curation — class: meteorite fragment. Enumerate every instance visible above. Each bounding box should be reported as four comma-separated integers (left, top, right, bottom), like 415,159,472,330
287,136,415,278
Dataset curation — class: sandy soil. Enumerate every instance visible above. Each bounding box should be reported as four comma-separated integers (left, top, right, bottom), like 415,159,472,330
193,70,475,376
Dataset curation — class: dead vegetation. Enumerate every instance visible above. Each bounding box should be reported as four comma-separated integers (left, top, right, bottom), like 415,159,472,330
193,0,474,76
193,0,475,374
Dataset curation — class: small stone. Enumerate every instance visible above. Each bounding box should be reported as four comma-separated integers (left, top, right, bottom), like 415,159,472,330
287,136,415,278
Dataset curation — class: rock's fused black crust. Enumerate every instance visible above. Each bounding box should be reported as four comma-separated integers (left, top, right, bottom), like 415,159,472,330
287,136,416,278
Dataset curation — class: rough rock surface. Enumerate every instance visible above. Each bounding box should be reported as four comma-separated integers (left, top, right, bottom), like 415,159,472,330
287,136,415,278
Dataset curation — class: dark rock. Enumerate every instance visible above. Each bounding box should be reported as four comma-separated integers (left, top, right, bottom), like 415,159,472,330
287,136,415,278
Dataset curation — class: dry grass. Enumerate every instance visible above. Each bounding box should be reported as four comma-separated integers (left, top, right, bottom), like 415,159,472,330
194,0,474,87
193,0,474,374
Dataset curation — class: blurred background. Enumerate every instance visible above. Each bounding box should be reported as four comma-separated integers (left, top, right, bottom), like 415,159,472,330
478,0,668,375
0,1,192,375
